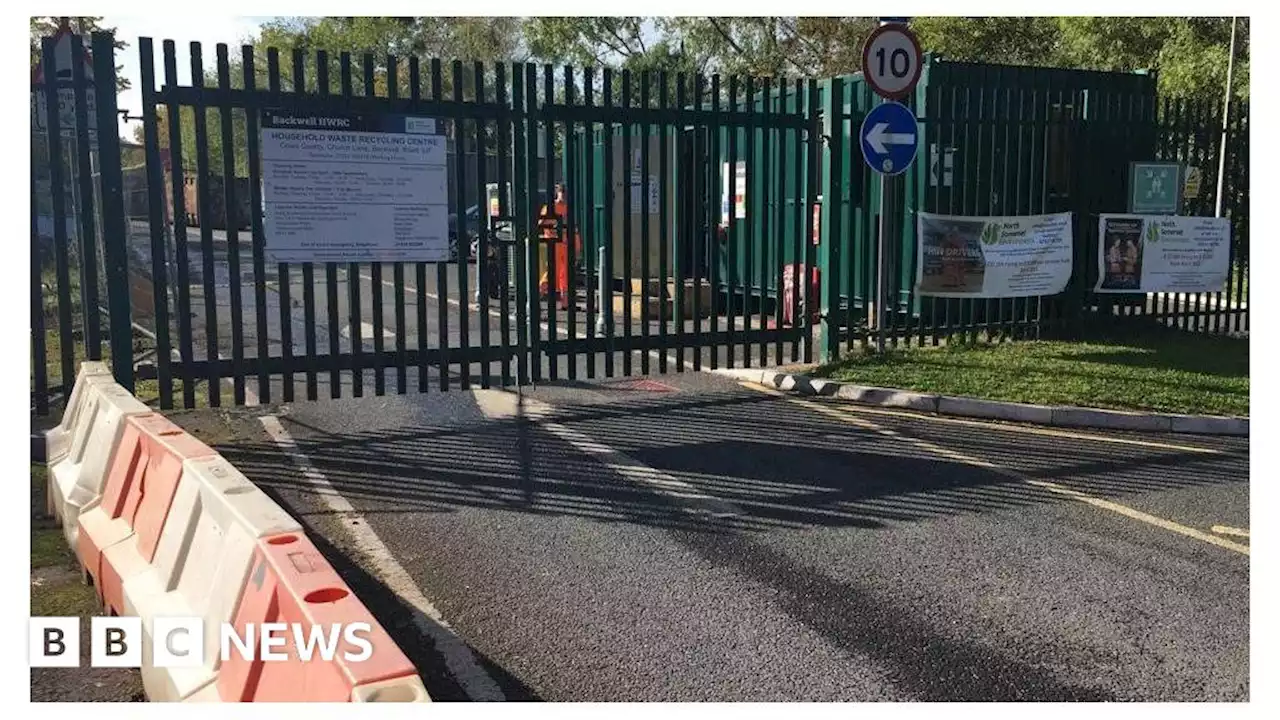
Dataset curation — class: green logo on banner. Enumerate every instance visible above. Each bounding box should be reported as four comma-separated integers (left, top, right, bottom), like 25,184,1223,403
1146,223,1160,244
980,223,999,245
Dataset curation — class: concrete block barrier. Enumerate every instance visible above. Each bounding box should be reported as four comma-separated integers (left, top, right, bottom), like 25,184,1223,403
46,376,152,549
76,413,216,614
125,455,304,701
216,532,426,702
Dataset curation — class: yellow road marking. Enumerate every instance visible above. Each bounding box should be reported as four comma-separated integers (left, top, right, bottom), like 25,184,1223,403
740,381,1250,557
794,398,1231,456
1211,525,1250,539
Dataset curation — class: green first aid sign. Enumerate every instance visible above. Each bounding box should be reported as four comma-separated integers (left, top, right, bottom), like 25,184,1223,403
1129,161,1183,215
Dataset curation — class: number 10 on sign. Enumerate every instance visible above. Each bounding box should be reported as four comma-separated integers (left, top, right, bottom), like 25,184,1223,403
862,24,923,100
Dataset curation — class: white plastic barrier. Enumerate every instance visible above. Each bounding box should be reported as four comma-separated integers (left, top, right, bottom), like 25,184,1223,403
44,361,113,464
124,455,303,702
45,371,151,549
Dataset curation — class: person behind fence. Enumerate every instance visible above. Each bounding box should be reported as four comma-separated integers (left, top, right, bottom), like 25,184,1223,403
536,184,582,310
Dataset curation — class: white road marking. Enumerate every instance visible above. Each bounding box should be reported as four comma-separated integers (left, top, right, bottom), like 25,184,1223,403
362,273,701,372
339,321,397,342
1211,525,1250,539
474,389,740,518
257,412,506,701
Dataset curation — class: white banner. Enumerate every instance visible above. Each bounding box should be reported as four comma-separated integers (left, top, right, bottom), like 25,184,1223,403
916,212,1074,298
1095,214,1230,293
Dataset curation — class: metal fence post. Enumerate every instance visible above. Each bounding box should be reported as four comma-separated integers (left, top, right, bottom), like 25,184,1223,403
92,32,133,391
817,78,843,364
596,245,610,337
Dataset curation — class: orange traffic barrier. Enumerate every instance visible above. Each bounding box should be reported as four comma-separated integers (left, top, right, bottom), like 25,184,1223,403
216,531,425,702
76,413,216,614
125,455,303,701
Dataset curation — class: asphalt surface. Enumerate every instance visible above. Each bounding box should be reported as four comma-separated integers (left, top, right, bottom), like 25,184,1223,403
206,370,1249,702
137,222,1250,702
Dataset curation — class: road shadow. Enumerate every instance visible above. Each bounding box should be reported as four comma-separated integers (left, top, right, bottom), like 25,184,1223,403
218,387,1247,537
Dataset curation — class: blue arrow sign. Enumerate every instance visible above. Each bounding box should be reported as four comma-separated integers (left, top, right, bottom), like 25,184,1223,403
860,101,919,176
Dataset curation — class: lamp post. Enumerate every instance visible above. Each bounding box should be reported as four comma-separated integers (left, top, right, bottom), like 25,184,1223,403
1215,17,1238,219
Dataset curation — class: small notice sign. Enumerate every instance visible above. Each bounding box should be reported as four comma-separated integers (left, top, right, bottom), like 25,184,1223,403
1183,166,1202,200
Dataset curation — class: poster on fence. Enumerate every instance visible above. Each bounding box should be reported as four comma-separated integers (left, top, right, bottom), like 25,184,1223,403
915,212,1074,298
1094,214,1230,293
261,110,449,263
721,161,746,224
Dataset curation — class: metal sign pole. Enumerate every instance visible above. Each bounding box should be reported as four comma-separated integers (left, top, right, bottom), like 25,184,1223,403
861,20,922,356
877,165,888,354
1215,16,1238,219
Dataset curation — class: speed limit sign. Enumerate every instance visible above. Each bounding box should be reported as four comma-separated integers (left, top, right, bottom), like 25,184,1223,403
861,24,923,100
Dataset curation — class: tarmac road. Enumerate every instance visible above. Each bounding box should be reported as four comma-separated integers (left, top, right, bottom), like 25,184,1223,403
142,226,1249,701
211,370,1249,702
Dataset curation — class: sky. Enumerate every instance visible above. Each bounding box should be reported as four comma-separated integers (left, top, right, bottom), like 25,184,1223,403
102,15,275,141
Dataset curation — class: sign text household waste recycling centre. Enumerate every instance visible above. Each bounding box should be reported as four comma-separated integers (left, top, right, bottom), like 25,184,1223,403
261,111,448,263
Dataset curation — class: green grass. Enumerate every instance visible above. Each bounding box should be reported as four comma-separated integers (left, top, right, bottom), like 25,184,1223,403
31,463,48,520
34,324,209,418
814,324,1249,417
30,464,100,616
32,527,71,570
32,579,101,617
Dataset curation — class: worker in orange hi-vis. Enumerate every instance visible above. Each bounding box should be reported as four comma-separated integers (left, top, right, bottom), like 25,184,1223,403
536,184,582,310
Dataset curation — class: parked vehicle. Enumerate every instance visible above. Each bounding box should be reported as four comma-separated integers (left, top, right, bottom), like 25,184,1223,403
447,205,481,262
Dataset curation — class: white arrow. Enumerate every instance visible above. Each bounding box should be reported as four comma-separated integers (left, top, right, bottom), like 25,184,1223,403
866,122,915,154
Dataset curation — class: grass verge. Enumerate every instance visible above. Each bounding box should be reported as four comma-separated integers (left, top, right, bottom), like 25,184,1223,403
813,323,1248,417
31,463,146,702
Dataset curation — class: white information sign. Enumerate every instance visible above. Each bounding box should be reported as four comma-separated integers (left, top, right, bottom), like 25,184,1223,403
721,161,746,224
629,172,659,214
1095,214,1231,293
261,111,448,263
916,212,1074,298
31,30,98,144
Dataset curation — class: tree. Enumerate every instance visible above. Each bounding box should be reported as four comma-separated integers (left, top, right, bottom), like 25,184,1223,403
1056,17,1248,102
29,16,130,92
914,17,1248,102
253,16,527,96
524,18,651,68
523,16,1247,102
912,17,1062,67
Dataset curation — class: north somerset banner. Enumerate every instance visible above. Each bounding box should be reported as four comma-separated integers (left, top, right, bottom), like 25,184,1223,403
1094,214,1231,293
915,212,1074,298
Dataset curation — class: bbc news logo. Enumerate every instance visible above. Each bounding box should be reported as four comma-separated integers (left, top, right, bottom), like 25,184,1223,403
29,617,373,668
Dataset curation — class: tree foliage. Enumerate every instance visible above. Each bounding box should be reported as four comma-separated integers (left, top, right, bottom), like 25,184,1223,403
132,16,1247,173
524,16,1247,102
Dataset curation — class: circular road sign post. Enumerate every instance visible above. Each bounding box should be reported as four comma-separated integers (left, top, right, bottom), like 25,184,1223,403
859,101,919,177
861,24,923,100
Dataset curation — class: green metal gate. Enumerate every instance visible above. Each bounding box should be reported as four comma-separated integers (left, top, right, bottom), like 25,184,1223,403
31,34,821,413
34,33,1245,418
